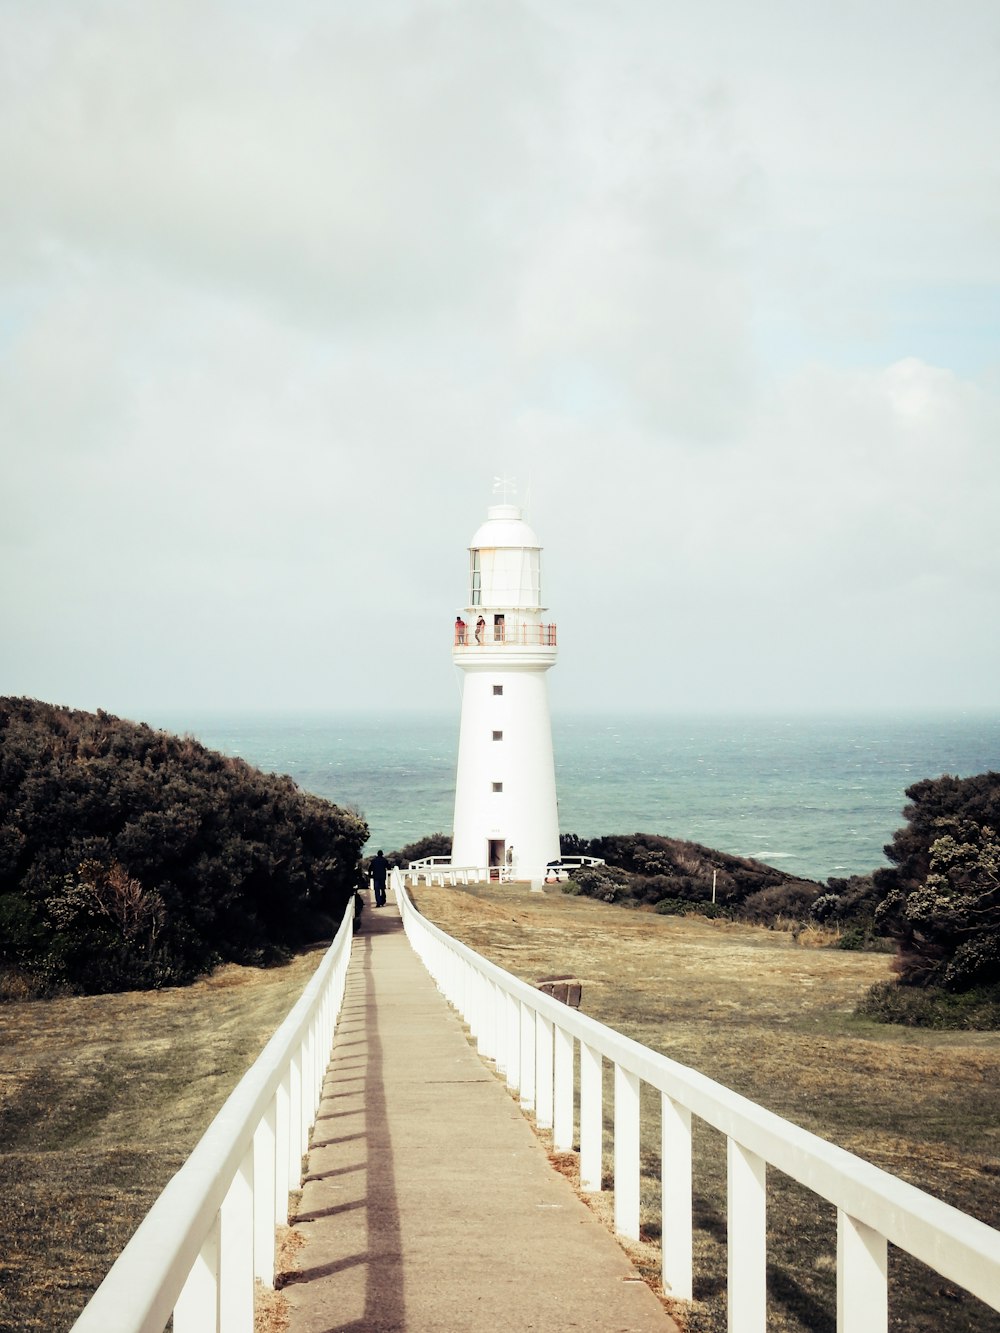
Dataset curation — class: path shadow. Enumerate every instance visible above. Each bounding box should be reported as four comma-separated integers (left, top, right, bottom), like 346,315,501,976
283,908,407,1332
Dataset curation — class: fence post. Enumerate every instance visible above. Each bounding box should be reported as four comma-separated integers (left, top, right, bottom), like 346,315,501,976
837,1211,888,1333
492,979,507,1076
519,999,536,1112
477,971,493,1059
274,1073,290,1224
580,1041,603,1192
536,1011,554,1131
300,1028,313,1150
461,956,473,1029
553,1024,574,1151
506,991,520,1093
727,1139,766,1333
174,1213,219,1333
288,1052,303,1189
661,1094,693,1302
253,1100,277,1286
219,1143,254,1332
614,1063,640,1240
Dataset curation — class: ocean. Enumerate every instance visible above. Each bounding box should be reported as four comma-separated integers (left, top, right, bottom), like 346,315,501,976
143,710,1000,885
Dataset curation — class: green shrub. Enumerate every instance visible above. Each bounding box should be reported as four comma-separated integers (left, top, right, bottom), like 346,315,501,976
571,864,632,904
875,773,1000,991
654,897,688,916
699,902,732,920
643,873,704,904
857,979,1000,1030
654,897,731,920
740,881,821,926
559,831,816,908
390,833,452,864
837,926,868,951
0,698,368,994
811,892,842,923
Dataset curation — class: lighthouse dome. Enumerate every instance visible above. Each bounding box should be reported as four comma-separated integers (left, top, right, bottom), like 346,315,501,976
470,504,539,551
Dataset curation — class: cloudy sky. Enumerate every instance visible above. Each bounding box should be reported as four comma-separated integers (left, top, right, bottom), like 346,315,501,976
2,0,998,720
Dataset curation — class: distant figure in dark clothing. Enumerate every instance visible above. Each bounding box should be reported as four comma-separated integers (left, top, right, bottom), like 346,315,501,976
475,615,486,644
371,849,389,906
352,861,367,930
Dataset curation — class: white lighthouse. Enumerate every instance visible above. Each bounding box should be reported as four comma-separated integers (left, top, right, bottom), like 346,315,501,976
451,500,560,883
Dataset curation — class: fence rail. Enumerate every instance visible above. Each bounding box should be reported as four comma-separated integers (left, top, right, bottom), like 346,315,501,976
394,868,1000,1331
405,860,509,885
404,855,605,887
71,901,356,1333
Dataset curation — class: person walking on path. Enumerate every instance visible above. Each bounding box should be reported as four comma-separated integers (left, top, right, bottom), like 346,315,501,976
370,849,389,907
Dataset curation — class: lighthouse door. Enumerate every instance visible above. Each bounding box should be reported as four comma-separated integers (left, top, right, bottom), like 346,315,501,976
488,839,505,881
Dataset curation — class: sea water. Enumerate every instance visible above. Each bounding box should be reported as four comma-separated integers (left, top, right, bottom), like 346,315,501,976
143,710,1000,884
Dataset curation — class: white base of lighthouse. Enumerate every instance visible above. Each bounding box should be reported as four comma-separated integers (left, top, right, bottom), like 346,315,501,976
452,656,559,882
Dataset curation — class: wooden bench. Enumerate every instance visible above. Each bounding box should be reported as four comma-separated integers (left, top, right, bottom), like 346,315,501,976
536,976,582,1008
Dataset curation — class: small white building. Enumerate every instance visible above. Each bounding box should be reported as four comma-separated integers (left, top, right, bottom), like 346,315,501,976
451,501,560,882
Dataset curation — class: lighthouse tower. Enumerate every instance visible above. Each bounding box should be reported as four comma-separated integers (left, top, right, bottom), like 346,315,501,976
451,501,559,882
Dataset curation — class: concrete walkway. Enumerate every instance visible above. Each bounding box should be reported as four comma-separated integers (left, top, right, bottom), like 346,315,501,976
283,890,678,1333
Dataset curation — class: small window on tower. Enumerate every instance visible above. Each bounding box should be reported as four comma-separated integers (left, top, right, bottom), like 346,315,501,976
492,730,503,741
492,781,503,792
493,684,503,696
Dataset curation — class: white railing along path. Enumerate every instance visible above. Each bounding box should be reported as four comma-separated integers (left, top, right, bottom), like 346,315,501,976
394,868,1000,1333
71,900,356,1333
403,854,605,887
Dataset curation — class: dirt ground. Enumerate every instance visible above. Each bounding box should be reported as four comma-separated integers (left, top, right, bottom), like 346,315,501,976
410,882,1000,1333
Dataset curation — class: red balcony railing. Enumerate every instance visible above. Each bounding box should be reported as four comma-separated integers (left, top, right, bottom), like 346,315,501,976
453,621,557,648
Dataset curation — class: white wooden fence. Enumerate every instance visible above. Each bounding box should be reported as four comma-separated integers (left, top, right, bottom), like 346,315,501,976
68,872,1000,1333
403,854,605,887
394,869,1000,1332
71,900,356,1333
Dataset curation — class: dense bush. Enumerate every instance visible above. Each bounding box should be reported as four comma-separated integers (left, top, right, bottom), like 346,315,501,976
389,833,452,865
0,698,368,995
741,881,823,925
654,897,731,919
810,875,887,951
652,896,688,916
568,863,633,903
813,874,882,922
876,772,1000,893
857,979,1000,1030
837,926,877,952
560,830,819,923
873,772,1000,992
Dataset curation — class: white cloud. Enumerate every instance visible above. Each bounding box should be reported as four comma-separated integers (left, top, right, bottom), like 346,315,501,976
1,0,998,716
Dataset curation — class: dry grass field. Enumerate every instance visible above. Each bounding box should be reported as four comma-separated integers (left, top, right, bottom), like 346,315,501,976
0,950,324,1333
3,890,998,1333
410,882,1000,1333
